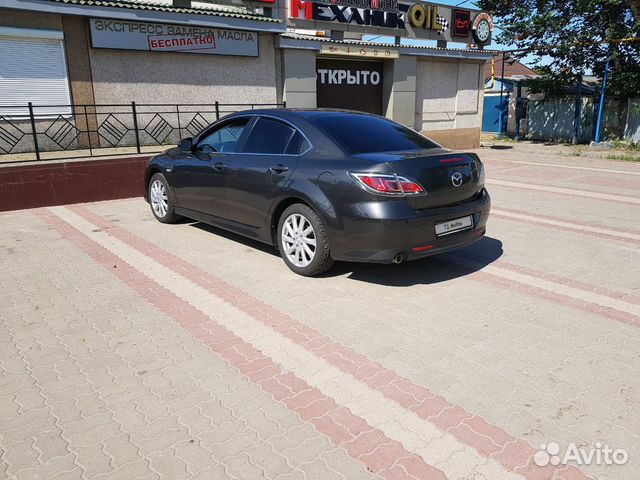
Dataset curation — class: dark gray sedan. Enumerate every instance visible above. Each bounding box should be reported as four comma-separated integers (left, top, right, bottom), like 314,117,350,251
144,109,490,276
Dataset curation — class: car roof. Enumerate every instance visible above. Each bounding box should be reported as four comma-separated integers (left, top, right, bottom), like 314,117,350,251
230,108,377,122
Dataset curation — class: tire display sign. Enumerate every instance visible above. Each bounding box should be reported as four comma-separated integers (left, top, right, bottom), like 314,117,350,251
471,12,493,45
89,19,258,57
316,59,383,115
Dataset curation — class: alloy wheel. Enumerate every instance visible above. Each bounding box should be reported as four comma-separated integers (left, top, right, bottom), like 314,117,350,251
281,213,316,267
150,179,169,218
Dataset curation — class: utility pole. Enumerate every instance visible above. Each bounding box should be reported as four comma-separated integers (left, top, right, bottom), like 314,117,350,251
594,58,610,144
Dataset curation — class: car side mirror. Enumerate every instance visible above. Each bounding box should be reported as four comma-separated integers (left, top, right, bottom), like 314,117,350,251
178,137,193,152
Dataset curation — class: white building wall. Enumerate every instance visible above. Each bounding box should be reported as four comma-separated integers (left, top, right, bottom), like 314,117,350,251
414,57,484,148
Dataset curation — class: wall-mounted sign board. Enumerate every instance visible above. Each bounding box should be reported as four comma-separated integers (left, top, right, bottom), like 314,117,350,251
320,44,399,58
288,0,493,45
89,19,259,57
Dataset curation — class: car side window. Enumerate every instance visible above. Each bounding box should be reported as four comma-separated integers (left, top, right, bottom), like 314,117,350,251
242,118,296,155
197,119,249,154
285,131,311,155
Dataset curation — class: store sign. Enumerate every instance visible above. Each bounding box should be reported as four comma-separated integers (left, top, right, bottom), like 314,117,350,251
89,19,258,57
317,67,381,85
289,0,492,44
327,0,399,10
452,9,471,37
471,12,493,44
320,44,399,58
290,0,404,28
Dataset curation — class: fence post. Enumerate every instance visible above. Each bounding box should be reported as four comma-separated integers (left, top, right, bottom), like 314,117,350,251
283,101,287,108
28,102,40,161
572,75,582,145
131,101,141,153
176,105,181,139
85,105,93,156
515,82,522,141
215,101,220,120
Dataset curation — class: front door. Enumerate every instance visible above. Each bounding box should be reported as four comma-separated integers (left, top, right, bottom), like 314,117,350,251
171,117,250,219
316,58,383,115
225,117,305,228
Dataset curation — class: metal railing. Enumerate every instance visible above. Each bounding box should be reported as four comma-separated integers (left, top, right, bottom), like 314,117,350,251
0,101,286,163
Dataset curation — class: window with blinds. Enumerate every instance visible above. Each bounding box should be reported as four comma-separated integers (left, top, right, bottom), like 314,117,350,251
0,28,72,118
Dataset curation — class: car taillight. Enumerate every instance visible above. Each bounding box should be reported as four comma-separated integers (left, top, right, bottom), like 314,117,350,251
469,153,485,185
350,173,426,196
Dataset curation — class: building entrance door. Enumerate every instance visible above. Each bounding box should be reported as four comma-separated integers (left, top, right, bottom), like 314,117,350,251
316,58,383,115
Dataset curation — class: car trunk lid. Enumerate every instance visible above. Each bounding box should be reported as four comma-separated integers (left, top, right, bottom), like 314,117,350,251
358,150,484,209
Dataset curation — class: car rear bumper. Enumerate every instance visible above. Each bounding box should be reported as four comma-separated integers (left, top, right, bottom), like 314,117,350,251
329,188,491,264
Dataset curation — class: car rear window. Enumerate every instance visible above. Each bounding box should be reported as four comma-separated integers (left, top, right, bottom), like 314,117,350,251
312,113,439,154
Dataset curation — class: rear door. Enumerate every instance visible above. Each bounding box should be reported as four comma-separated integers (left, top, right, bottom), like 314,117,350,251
225,117,308,228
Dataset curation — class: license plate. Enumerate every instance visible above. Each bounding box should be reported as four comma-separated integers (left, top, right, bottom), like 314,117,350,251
435,215,473,236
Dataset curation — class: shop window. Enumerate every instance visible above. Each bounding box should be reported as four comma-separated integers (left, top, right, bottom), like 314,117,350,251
0,27,72,117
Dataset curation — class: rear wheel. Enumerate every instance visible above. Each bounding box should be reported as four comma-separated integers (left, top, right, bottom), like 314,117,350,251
149,173,181,224
277,204,333,276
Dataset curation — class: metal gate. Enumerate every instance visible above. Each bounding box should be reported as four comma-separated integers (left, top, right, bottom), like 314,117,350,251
316,58,383,115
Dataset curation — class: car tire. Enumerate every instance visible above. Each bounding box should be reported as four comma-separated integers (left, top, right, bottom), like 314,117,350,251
148,173,182,224
277,204,334,277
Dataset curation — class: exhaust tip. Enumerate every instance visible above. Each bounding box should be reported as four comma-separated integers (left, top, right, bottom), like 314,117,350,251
392,253,405,264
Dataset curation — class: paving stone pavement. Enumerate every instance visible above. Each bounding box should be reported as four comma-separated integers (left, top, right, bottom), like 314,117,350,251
0,146,638,480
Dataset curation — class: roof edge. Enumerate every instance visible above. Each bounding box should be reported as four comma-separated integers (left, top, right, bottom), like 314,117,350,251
277,33,497,60
2,0,285,32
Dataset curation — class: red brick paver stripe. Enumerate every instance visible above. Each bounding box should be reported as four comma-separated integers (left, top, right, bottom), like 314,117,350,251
495,206,640,236
491,207,640,246
442,254,640,328
482,158,640,177
68,204,591,480
487,179,640,205
449,248,640,307
37,209,447,480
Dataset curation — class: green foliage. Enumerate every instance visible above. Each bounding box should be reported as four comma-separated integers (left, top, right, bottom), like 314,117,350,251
477,0,640,98
611,138,640,149
606,153,640,161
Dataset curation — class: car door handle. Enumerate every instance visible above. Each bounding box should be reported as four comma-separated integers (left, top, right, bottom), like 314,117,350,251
212,162,227,170
269,164,289,174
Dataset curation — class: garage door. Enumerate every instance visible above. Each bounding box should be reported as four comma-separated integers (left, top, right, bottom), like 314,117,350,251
316,58,383,115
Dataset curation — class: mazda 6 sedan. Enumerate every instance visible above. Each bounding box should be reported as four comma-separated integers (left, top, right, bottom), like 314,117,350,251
144,109,490,276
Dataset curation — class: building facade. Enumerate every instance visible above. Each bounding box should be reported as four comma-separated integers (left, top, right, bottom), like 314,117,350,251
0,0,495,155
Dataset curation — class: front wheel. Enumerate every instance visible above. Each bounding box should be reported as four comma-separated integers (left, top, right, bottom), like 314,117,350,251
148,173,182,224
277,204,334,276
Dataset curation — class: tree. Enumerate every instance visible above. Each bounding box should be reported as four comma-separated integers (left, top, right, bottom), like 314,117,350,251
477,0,640,98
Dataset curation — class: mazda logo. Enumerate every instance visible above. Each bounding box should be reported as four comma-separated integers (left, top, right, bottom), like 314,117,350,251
451,172,464,187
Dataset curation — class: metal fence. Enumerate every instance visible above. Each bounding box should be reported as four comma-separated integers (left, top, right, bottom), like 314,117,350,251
0,102,286,163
